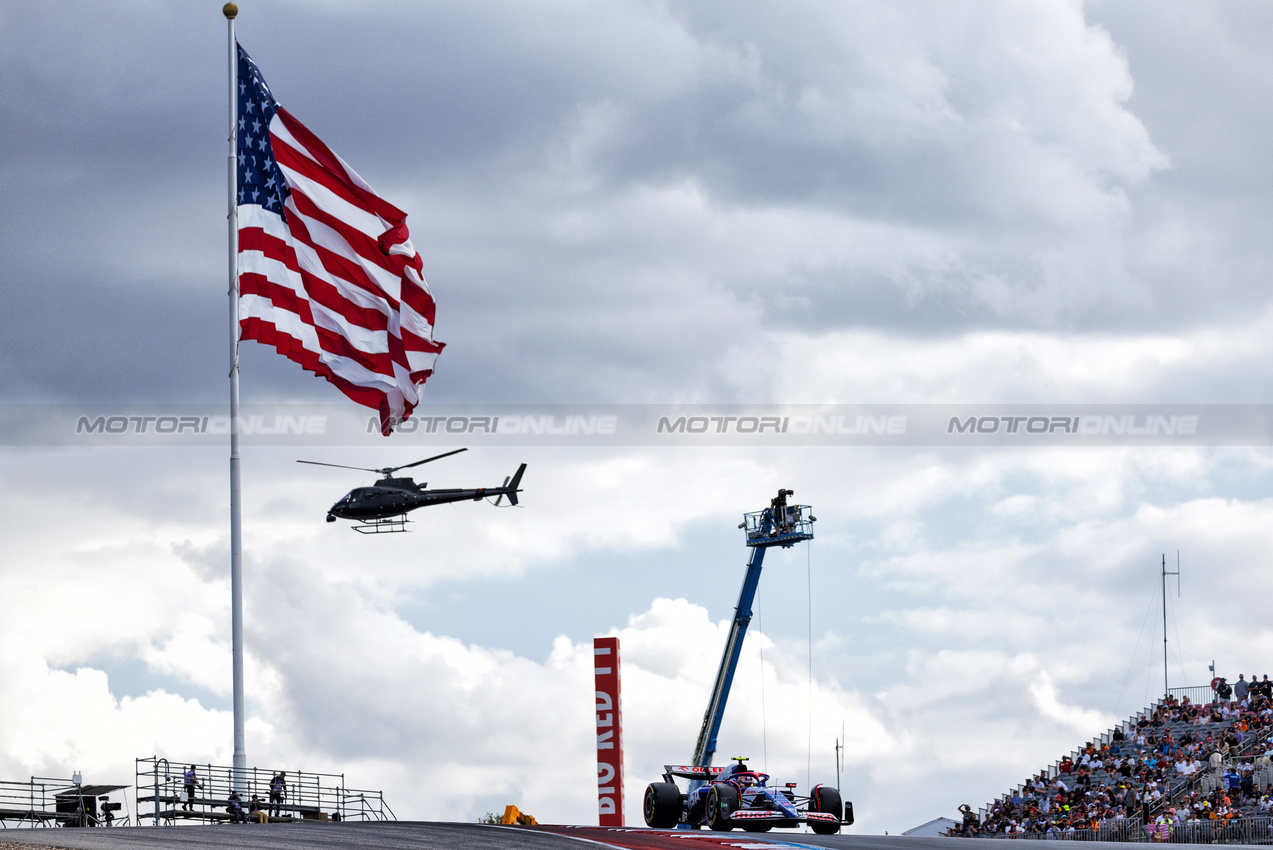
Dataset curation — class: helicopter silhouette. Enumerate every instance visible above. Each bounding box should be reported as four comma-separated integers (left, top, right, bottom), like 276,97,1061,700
297,448,526,533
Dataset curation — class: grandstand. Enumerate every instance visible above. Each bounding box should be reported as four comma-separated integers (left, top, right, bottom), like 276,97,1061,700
949,681,1273,841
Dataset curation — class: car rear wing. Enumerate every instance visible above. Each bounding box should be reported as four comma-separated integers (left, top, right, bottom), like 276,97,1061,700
662,765,727,782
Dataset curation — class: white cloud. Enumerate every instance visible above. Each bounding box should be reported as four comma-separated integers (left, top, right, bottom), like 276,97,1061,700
721,307,1273,405
6,441,1273,831
1031,671,1115,734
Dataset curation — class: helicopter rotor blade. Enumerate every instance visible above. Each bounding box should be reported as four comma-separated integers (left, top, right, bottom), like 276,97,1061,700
494,474,510,506
385,447,469,474
298,448,468,477
296,460,384,473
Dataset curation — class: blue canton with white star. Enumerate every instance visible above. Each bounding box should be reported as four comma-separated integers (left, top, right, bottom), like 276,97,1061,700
236,45,289,215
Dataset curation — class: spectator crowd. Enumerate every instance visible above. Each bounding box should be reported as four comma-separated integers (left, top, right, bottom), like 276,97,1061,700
948,675,1273,838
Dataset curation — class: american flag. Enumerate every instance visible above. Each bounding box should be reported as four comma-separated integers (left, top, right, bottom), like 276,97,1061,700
235,45,443,435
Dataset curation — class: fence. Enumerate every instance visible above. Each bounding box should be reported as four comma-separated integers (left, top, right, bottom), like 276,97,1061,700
136,757,394,825
987,816,1273,844
985,817,1144,841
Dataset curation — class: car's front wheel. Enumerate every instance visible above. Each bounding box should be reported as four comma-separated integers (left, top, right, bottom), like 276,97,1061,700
643,782,682,829
707,783,739,831
809,785,843,835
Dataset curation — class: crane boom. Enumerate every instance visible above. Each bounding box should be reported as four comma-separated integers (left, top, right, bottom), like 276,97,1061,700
688,489,815,790
691,543,768,771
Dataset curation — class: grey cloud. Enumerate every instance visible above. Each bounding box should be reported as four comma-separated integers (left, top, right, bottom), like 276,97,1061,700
3,1,1273,401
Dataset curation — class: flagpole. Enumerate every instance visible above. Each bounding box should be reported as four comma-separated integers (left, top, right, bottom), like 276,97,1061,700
224,1,247,789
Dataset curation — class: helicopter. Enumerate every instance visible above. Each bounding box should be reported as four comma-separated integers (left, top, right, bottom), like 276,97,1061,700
297,448,526,533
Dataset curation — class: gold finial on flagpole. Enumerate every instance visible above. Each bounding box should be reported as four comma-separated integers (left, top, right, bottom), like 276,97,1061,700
223,3,238,19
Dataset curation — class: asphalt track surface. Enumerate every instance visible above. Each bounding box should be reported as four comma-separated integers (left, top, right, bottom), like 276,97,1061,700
2,823,1257,850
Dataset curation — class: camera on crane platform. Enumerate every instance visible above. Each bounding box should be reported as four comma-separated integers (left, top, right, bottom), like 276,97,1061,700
739,488,816,548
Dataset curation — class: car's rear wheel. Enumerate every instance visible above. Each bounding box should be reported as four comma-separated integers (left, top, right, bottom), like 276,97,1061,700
643,782,682,829
707,783,739,831
809,785,843,835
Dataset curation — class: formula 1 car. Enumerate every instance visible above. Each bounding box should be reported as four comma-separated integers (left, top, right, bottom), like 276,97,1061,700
642,759,852,834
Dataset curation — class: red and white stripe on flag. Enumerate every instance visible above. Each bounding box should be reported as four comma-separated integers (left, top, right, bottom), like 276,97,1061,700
237,90,442,435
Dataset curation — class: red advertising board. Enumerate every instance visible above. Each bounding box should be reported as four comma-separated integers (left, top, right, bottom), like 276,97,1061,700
594,636,624,826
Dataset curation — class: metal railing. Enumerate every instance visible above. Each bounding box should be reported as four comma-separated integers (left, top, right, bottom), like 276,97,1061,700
984,816,1273,844
136,756,394,825
1156,713,1273,813
1168,687,1217,707
1149,817,1273,844
741,503,814,547
0,777,91,827
982,816,1145,841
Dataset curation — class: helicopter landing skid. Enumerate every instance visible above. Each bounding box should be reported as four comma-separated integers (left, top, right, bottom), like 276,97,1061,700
351,515,410,534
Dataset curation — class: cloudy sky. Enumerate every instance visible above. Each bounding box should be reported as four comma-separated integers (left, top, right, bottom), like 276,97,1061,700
4,0,1273,834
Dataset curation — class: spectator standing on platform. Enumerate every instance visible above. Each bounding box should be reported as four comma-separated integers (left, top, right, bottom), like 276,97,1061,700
269,771,287,817
1224,769,1241,793
1236,675,1250,704
182,765,202,811
1122,784,1138,818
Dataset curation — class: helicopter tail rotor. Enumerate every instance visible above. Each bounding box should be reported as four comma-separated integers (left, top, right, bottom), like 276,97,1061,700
494,475,511,506
505,463,527,507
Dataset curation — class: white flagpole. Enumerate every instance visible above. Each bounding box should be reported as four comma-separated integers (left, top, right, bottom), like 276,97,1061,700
224,1,247,790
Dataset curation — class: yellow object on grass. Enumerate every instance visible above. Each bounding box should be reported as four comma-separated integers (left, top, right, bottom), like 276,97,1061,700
501,805,538,826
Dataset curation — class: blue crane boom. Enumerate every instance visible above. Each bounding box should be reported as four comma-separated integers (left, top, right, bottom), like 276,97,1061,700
689,489,815,783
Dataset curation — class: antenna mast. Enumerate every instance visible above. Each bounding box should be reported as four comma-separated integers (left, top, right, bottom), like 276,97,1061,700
1162,552,1180,700
836,722,844,792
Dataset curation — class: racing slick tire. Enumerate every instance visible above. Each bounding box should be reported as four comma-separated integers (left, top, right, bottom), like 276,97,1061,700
643,782,682,829
706,782,740,831
742,823,773,833
810,785,843,835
